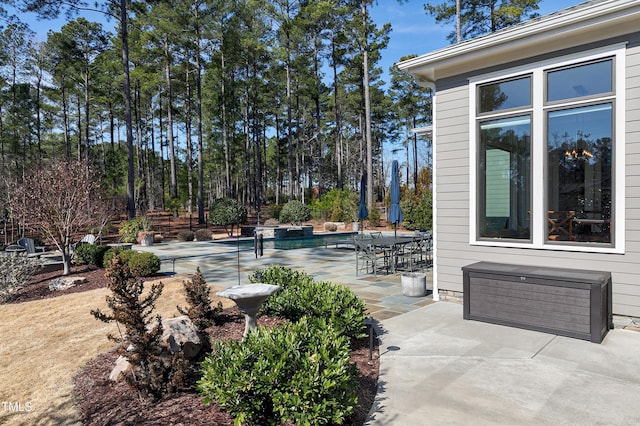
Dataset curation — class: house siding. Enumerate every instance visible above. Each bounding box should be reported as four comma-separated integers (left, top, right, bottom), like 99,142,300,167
433,33,640,317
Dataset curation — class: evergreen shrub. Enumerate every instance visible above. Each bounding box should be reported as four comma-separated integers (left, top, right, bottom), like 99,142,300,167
194,229,212,241
209,198,248,237
177,230,195,242
249,265,367,341
177,267,222,329
400,190,433,231
198,317,358,425
278,200,311,225
103,249,160,277
73,244,110,268
91,255,182,399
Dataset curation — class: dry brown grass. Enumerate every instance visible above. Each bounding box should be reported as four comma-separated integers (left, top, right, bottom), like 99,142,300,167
0,276,234,426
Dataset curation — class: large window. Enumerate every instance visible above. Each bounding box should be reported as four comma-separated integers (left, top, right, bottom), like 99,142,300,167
471,47,624,252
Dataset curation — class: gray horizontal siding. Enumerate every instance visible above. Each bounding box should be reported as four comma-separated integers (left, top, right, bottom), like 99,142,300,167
432,35,640,317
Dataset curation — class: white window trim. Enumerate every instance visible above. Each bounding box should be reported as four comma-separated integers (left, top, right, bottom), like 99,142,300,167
469,43,626,254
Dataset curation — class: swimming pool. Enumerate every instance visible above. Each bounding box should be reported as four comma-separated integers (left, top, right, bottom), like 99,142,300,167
214,233,357,250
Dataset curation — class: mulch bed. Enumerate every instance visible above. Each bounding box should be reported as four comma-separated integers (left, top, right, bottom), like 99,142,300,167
6,267,380,425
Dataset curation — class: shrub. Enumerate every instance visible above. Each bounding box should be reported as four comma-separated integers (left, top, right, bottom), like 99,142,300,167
367,205,381,227
177,267,222,329
103,248,135,267
177,230,195,242
198,317,358,425
400,190,433,231
119,217,152,243
263,218,279,226
194,229,212,241
0,255,43,301
249,265,367,341
102,249,160,277
91,255,178,399
128,251,161,277
310,188,356,222
324,222,338,232
73,244,110,268
278,200,310,225
209,198,247,237
268,204,283,221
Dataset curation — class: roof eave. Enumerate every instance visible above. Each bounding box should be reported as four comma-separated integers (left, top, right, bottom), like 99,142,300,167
397,0,640,82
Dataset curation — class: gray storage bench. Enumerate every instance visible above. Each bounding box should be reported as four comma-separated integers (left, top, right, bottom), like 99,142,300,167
462,262,612,343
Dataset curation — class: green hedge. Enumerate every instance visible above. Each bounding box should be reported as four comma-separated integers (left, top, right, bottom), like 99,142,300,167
198,317,358,425
103,249,160,277
73,244,110,268
249,265,367,342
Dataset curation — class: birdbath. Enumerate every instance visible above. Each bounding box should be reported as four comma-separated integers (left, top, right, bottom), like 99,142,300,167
217,284,280,338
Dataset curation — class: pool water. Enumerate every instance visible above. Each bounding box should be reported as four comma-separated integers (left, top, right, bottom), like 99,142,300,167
215,233,356,250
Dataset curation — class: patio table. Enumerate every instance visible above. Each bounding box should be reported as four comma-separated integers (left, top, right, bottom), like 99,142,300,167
370,236,415,273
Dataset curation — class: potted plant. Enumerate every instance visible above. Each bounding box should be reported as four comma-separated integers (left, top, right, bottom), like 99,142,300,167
135,218,154,246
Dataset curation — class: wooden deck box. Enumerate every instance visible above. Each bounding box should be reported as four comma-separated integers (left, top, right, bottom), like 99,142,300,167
462,262,612,343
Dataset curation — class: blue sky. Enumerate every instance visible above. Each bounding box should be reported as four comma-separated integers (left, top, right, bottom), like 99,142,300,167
370,0,585,81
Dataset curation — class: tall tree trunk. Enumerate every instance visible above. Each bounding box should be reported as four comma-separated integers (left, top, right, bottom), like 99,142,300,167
331,33,343,190
165,40,178,200
186,71,194,215
362,0,374,210
121,0,136,219
221,49,231,197
195,17,205,224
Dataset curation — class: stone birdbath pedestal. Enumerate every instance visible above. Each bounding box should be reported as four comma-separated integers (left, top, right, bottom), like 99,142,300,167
217,284,280,338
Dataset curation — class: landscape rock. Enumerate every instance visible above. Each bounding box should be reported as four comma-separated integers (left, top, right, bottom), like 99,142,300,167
48,276,87,291
160,315,203,359
109,355,132,382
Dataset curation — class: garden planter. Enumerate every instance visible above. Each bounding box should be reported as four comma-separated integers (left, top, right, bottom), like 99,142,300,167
401,272,427,297
138,232,154,246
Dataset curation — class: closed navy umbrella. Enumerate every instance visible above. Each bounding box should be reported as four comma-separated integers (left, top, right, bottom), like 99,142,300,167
358,173,368,232
388,160,403,237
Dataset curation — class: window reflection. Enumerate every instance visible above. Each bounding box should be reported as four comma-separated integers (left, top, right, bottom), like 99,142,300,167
547,60,612,102
547,104,612,243
479,115,531,239
479,76,531,113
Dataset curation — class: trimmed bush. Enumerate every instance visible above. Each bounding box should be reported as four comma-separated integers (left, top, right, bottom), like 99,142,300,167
324,222,338,232
278,200,311,225
209,198,247,237
103,248,160,277
73,244,110,268
198,317,358,425
177,230,195,242
249,265,367,342
128,252,161,277
194,229,212,241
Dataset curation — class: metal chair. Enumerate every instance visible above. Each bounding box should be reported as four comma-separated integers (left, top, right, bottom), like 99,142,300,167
353,237,384,277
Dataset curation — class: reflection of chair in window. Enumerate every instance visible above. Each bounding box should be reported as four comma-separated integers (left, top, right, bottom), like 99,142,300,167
547,210,575,241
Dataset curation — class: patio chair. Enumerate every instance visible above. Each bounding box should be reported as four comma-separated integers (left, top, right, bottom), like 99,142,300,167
17,237,46,258
395,238,421,272
353,237,385,277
